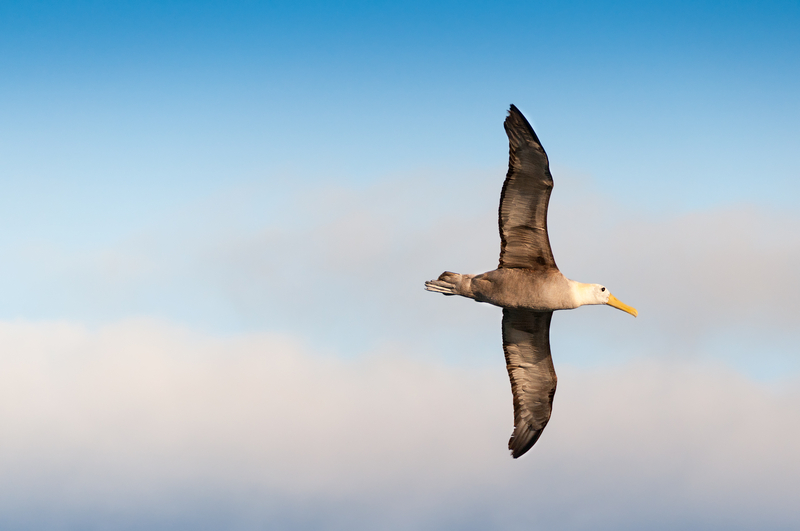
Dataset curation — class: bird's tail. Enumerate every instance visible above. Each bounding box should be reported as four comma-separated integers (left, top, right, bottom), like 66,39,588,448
424,271,470,296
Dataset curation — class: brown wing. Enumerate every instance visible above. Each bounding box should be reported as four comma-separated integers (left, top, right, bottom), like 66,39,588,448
498,105,557,270
502,308,557,458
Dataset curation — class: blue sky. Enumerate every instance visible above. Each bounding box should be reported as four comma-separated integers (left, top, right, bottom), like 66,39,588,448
0,1,799,529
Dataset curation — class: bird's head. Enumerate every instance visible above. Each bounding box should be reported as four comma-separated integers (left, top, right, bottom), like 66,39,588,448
581,283,638,317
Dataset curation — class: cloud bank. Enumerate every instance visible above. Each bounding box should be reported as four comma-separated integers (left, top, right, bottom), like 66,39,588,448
0,318,798,530
1,170,798,529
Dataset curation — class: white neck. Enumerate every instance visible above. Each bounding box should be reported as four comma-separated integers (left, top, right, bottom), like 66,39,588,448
568,280,601,308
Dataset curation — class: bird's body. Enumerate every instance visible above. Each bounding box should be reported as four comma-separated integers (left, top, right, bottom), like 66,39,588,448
425,105,637,458
432,269,594,311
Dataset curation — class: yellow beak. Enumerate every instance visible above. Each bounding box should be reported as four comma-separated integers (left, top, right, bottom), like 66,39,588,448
607,294,638,317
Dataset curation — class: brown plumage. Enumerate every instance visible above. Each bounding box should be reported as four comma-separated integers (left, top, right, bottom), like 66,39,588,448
499,104,557,271
502,308,556,457
425,105,638,458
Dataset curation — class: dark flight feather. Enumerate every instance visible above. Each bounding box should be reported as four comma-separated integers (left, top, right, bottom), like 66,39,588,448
498,105,558,270
502,308,557,458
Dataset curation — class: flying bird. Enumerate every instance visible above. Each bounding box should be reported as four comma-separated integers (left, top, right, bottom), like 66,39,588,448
425,105,638,458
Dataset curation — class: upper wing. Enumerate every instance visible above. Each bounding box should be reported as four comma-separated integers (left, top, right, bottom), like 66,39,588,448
498,105,557,270
502,308,557,458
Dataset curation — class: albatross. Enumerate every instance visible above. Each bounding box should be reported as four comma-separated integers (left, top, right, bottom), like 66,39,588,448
425,105,638,458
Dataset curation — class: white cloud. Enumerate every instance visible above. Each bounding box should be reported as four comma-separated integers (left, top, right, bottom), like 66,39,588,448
0,318,797,529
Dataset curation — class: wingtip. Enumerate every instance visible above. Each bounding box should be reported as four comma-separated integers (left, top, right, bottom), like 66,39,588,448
503,104,544,150
509,443,535,459
507,428,542,459
508,440,532,459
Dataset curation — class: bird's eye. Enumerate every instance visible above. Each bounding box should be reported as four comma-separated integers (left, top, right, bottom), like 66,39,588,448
601,287,606,292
